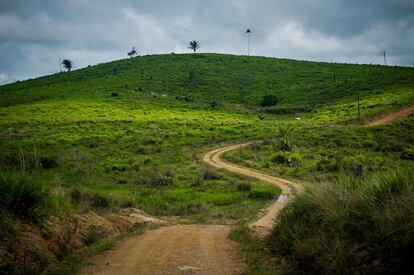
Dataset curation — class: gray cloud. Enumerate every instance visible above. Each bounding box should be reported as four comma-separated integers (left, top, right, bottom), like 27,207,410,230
0,0,413,84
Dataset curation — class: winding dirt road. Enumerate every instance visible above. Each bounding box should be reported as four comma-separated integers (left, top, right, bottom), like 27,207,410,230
82,144,302,274
82,103,413,274
203,143,303,236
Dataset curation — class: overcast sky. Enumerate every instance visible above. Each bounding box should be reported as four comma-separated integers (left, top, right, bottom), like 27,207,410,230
1,0,413,84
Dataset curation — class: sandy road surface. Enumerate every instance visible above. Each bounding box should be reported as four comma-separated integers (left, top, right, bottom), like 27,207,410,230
366,103,414,126
82,225,242,275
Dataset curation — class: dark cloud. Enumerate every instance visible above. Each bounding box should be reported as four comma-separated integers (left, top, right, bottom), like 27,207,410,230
0,0,413,84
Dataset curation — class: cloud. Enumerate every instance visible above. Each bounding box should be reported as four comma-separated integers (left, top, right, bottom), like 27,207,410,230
0,73,7,84
0,0,413,84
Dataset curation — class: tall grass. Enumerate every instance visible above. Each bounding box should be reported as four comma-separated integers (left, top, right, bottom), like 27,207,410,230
267,169,414,274
0,171,65,220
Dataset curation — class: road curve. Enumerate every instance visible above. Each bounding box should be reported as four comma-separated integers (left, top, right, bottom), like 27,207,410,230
203,143,303,236
365,102,414,126
81,144,302,274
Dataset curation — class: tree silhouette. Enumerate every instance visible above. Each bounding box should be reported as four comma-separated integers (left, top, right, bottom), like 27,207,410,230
61,59,72,72
128,47,138,57
188,41,200,53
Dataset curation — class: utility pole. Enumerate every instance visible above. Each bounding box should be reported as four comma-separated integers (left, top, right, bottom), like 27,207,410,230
357,89,361,120
246,28,252,56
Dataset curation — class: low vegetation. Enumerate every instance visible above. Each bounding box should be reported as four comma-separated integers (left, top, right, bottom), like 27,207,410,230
0,53,413,273
225,117,414,182
268,169,414,274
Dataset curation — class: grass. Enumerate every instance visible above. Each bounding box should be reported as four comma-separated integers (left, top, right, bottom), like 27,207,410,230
0,53,413,273
0,170,69,221
45,223,155,275
229,224,280,274
225,117,414,182
266,169,414,274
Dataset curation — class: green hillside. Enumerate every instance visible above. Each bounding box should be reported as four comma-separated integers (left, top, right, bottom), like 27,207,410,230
1,53,413,274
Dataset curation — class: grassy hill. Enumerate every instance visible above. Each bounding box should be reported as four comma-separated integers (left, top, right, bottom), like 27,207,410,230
1,53,413,273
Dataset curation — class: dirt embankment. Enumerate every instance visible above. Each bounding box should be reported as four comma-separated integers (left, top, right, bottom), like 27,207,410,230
0,208,164,273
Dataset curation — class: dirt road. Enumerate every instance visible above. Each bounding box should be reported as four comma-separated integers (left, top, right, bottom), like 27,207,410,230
82,145,302,274
366,103,414,126
82,103,413,274
82,225,242,275
203,143,303,236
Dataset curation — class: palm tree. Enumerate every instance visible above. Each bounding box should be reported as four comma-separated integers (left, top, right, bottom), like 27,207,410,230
246,28,252,56
61,59,72,72
128,47,138,57
188,40,200,53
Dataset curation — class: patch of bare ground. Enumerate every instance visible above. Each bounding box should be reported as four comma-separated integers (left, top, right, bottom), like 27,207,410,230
82,225,242,275
0,208,164,273
365,102,414,126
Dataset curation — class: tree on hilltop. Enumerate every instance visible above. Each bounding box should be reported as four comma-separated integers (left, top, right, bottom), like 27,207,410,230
188,41,200,53
128,47,138,57
61,59,72,72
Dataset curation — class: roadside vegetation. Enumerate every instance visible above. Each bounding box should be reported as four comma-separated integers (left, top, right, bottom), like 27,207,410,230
269,169,414,274
225,117,414,182
1,53,413,273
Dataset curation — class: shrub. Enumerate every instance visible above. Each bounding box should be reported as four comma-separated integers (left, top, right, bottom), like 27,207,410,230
84,225,107,245
248,141,262,152
237,183,252,192
211,101,219,108
248,190,276,200
92,193,111,208
0,172,55,220
270,151,302,167
267,170,414,274
400,147,414,160
261,95,278,107
39,156,58,169
202,169,221,180
70,188,133,209
135,170,174,187
316,157,339,172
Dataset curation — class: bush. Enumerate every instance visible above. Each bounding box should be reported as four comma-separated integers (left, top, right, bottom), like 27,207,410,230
248,190,276,200
70,188,133,209
135,170,174,187
237,183,252,192
84,225,107,245
400,147,414,160
267,170,414,274
39,156,58,169
202,169,221,180
270,151,302,167
261,95,278,107
0,172,55,220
